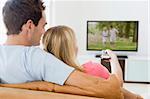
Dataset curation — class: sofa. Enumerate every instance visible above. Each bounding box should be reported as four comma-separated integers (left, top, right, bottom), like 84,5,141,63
0,87,103,99
0,75,125,99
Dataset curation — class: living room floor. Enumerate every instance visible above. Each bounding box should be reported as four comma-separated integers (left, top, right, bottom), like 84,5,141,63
123,83,150,99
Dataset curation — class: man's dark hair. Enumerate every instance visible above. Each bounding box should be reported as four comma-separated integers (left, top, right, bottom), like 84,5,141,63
2,0,45,35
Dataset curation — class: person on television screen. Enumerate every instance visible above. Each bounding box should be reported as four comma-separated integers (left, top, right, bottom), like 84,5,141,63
2,25,143,99
101,27,109,47
109,25,119,47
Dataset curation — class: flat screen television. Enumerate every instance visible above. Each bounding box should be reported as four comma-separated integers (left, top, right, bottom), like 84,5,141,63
87,21,138,51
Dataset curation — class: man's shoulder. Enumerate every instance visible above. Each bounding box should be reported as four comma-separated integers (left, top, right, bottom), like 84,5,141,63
26,46,43,52
27,46,49,56
0,45,54,60
0,45,40,49
0,45,45,54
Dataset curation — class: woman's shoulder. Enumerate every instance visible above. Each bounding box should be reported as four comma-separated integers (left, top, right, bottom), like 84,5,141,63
82,61,110,79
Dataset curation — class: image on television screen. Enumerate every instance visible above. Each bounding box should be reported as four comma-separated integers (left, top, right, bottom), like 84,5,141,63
87,21,138,51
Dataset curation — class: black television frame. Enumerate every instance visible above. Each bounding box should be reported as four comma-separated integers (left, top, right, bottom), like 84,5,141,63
86,20,139,51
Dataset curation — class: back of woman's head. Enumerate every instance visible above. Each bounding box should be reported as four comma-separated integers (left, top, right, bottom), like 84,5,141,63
42,25,83,71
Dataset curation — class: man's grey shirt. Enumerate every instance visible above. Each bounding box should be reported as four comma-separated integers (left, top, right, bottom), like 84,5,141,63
0,45,74,85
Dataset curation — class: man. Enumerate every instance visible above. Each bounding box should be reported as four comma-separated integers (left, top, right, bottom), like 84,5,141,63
101,27,109,47
0,0,123,98
109,25,119,47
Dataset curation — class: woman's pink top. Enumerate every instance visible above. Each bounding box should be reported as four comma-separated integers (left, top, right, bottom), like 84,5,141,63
82,61,110,79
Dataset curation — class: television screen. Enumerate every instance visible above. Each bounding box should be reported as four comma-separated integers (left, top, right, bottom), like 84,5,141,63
87,21,138,51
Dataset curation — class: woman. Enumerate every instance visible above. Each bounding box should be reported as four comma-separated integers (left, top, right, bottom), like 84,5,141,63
1,26,143,99
42,26,119,82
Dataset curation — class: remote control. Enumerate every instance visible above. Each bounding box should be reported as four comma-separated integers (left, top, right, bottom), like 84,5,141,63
101,50,111,60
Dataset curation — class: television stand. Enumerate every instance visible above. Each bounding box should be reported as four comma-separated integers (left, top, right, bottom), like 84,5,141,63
95,54,128,81
95,54,128,59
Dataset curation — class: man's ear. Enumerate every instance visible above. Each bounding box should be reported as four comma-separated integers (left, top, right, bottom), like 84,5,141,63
26,20,35,33
21,20,35,43
21,20,35,34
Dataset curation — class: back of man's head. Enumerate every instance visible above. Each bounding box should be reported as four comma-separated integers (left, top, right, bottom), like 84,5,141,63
2,0,45,35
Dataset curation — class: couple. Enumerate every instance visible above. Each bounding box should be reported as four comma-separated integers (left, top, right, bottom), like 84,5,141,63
0,0,142,99
102,26,118,47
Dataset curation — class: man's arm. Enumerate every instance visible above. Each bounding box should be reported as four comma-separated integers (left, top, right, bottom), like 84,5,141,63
0,81,97,97
65,70,124,99
0,81,54,91
0,71,123,99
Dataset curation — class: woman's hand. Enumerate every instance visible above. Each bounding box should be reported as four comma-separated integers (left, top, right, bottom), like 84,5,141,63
105,49,118,60
105,49,124,86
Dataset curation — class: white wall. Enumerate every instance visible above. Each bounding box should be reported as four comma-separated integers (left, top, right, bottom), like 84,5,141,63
0,0,7,44
148,0,150,82
51,0,148,57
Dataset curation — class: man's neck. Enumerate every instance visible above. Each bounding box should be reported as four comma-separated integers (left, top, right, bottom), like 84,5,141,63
5,35,32,46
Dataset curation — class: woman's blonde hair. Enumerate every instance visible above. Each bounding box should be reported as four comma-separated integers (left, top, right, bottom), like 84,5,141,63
42,25,83,71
